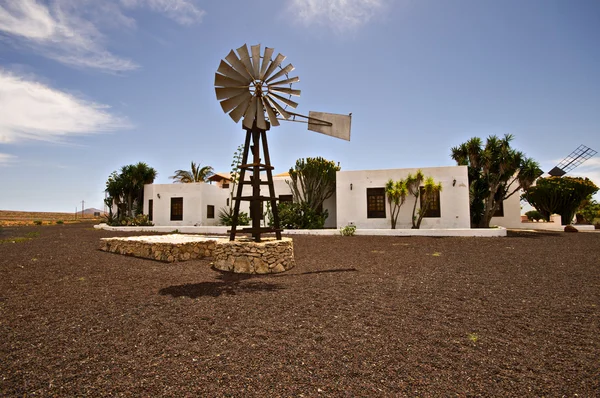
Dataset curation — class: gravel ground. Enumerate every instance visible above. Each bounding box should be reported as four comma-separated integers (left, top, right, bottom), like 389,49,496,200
1,222,599,397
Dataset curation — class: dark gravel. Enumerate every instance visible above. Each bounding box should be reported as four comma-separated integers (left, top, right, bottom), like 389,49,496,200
1,223,599,396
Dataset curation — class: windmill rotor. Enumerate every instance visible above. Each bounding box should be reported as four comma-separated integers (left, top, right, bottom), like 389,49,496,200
214,44,300,130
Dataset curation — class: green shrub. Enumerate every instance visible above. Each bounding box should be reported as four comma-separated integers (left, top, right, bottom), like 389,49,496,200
130,214,153,226
0,237,31,244
56,220,64,225
278,202,328,229
577,197,600,224
33,220,42,225
104,214,153,227
522,176,599,225
525,210,543,222
218,207,250,226
340,224,356,236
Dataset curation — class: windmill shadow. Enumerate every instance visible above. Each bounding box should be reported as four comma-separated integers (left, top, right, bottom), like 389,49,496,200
507,230,563,239
273,267,359,277
159,272,284,298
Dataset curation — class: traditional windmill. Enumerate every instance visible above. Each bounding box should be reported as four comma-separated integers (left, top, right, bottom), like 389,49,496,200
214,44,352,242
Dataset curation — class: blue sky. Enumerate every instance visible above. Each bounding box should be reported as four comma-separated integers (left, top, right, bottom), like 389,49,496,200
1,0,599,212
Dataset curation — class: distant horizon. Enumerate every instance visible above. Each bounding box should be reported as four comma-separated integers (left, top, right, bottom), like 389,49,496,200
0,207,105,214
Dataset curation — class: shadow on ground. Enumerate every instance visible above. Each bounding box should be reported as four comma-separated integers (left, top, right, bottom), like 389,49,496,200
507,230,563,239
159,280,284,298
278,267,358,277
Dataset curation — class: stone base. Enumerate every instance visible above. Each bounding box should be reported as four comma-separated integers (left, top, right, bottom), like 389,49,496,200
100,235,295,273
212,237,295,274
100,234,219,262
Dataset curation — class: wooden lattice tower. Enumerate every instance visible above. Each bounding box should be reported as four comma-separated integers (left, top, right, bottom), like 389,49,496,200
229,121,281,241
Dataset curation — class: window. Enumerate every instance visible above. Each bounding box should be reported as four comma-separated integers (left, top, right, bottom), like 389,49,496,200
367,188,386,218
493,201,504,217
207,205,215,219
148,199,153,222
279,194,293,203
222,183,230,189
419,187,441,218
170,197,183,221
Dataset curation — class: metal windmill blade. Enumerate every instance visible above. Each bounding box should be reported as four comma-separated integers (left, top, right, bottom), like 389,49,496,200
547,145,597,177
214,44,300,130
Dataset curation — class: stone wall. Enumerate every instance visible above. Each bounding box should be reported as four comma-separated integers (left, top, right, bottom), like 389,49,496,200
100,235,216,262
100,235,295,274
212,238,295,274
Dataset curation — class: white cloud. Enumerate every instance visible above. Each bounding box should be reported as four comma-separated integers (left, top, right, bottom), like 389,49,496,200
0,0,205,72
570,157,600,186
287,0,386,33
0,69,131,143
120,0,206,26
0,153,17,166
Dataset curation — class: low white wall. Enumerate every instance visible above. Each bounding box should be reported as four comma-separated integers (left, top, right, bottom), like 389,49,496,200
95,224,507,237
335,166,471,229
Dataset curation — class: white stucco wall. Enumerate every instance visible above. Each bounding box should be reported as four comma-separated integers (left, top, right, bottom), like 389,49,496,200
490,191,523,229
335,166,471,229
143,183,230,227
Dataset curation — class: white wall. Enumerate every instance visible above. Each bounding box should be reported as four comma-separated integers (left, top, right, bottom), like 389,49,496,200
335,166,471,229
490,191,523,228
144,183,229,227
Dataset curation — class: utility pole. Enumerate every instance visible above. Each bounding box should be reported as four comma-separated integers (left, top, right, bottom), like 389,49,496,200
81,200,85,218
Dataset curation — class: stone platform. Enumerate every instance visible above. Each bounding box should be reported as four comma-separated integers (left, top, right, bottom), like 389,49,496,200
212,237,295,274
100,234,295,274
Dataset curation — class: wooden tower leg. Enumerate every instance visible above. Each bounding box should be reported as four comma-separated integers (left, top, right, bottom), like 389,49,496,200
250,128,262,242
260,130,282,240
229,129,252,241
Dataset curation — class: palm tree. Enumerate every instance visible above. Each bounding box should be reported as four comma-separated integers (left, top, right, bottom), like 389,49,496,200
414,177,442,229
451,134,541,228
105,171,125,219
405,170,425,229
385,179,408,229
131,162,158,216
170,162,214,183
106,162,157,219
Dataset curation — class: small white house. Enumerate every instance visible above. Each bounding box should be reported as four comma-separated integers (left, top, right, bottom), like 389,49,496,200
143,182,229,227
142,165,522,230
336,166,471,229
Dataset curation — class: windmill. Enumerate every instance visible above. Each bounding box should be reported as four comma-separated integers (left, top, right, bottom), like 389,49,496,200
214,44,351,242
546,145,597,177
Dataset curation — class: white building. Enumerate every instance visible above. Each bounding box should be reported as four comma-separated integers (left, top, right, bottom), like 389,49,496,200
142,165,521,230
336,166,470,229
